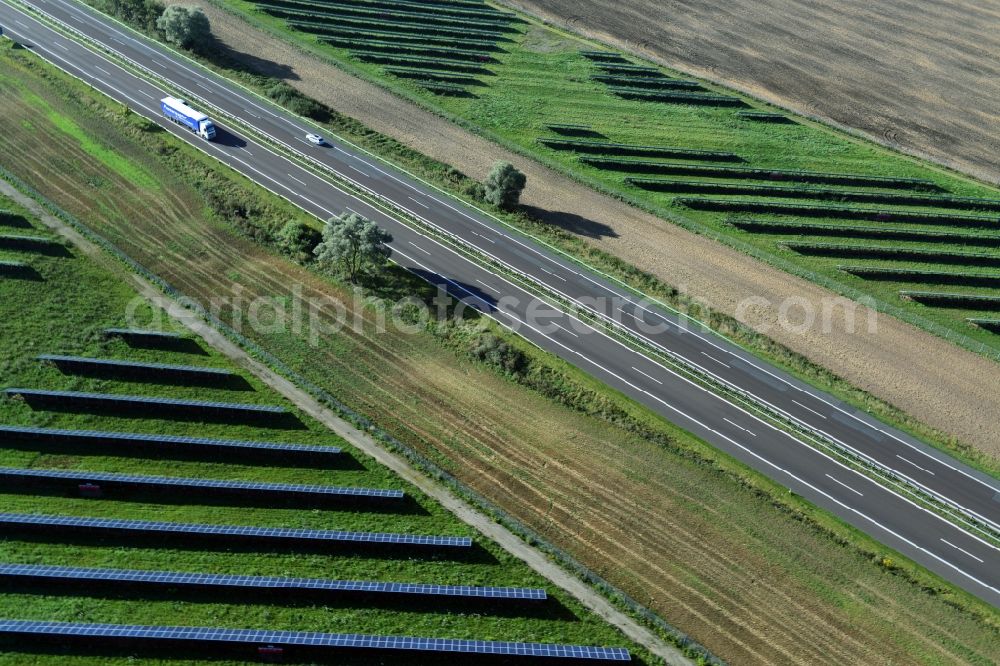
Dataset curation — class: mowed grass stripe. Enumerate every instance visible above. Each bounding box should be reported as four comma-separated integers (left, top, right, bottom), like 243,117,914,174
782,242,1000,267
900,291,1000,310
728,219,1000,248
631,179,1000,211
839,266,1000,288
678,198,1000,228
256,1,516,31
314,0,516,21
603,161,941,189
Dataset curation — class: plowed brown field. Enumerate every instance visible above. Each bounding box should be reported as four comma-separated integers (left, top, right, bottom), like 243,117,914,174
502,0,1000,185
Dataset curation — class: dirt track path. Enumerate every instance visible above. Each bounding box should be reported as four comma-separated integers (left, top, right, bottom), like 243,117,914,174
184,0,1000,462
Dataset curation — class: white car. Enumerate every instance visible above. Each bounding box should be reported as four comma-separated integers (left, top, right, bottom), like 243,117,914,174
305,133,326,146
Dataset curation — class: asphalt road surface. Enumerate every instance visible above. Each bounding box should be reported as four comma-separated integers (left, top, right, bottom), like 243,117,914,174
1,0,998,607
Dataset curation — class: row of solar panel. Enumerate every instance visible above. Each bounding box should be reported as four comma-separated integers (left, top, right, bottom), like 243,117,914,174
0,620,631,662
0,466,403,503
3,388,284,413
0,424,344,469
104,328,182,340
0,563,546,601
0,425,341,467
4,388,286,416
0,513,472,550
38,354,234,379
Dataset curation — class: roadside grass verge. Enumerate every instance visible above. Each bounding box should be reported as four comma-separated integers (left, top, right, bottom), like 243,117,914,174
0,36,998,665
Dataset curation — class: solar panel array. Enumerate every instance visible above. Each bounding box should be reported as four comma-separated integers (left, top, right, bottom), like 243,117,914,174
104,328,182,340
4,388,286,415
0,620,631,661
37,354,234,378
0,425,341,459
0,513,472,548
0,467,403,501
0,563,546,601
0,233,61,248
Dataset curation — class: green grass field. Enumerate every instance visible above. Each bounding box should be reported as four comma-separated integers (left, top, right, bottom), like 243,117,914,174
0,193,650,664
226,0,1000,353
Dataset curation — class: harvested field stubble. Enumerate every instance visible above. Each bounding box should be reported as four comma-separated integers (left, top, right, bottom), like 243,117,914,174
0,42,997,666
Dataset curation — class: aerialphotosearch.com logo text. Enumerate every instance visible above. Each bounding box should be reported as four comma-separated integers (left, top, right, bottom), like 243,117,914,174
125,283,878,347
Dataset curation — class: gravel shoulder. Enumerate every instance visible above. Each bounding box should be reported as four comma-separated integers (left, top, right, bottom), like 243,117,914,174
182,1,1000,461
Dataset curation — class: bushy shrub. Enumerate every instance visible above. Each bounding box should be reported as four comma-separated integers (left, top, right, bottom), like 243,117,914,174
156,5,211,50
277,221,322,262
483,161,526,211
93,0,165,33
469,332,527,375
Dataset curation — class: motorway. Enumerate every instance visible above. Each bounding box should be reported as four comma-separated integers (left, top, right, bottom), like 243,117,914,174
1,0,998,607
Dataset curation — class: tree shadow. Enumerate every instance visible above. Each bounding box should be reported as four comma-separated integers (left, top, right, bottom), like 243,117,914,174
519,205,619,240
406,269,499,314
199,36,299,81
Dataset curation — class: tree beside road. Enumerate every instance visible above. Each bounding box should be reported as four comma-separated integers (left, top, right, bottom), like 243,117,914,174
314,212,393,283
